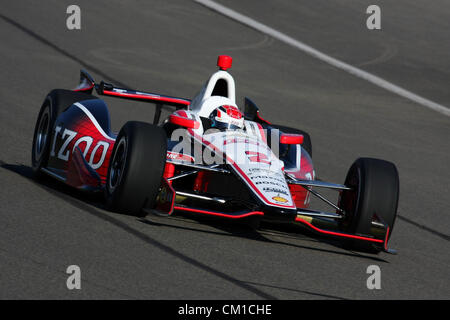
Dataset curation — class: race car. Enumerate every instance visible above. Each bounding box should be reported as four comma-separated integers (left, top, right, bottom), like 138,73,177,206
31,55,399,253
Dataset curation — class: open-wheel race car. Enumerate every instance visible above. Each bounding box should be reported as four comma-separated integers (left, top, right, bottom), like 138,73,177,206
32,55,399,253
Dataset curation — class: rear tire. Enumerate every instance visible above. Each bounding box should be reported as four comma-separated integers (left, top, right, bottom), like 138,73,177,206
270,124,312,158
31,89,97,177
106,121,167,217
339,158,399,252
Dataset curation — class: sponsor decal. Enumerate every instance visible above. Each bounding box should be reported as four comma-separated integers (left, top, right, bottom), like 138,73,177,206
255,181,286,188
250,175,286,184
166,151,194,162
51,126,110,170
272,196,288,203
263,187,289,196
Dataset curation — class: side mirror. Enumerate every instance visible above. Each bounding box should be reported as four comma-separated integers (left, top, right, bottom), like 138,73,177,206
280,133,304,145
169,115,200,129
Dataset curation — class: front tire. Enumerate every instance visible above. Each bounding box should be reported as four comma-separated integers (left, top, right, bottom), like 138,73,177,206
339,158,399,252
106,121,167,217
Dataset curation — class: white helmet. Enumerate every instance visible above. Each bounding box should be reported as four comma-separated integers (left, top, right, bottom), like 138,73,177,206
209,105,244,130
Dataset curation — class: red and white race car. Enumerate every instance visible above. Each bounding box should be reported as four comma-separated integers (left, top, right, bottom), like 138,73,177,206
32,55,399,253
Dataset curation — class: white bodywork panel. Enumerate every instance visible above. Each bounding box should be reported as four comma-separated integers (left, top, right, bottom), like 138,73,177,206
168,68,296,209
189,70,238,118
200,131,295,209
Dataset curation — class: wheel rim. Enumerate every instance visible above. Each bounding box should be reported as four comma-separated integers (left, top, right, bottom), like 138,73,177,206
34,106,51,161
108,136,127,192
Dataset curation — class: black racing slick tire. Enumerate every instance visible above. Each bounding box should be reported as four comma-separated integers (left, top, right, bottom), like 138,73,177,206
105,121,167,217
339,158,399,252
270,124,312,158
31,89,98,176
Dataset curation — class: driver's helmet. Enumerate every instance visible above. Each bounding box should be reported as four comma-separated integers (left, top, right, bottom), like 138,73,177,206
209,105,244,131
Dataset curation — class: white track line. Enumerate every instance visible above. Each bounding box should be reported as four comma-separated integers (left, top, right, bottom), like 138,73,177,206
194,0,450,117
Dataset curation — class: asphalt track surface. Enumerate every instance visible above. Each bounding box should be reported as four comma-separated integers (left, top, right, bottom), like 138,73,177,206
0,0,449,299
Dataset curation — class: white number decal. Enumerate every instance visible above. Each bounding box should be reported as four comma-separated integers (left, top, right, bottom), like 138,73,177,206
58,129,77,161
72,136,93,158
89,141,110,169
51,127,110,169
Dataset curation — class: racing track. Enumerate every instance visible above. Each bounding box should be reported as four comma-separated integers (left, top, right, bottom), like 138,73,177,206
0,0,449,299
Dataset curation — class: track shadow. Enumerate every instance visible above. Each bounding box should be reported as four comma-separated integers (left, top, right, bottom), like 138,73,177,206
0,161,279,299
0,160,387,264
242,281,348,300
0,161,105,206
141,216,387,263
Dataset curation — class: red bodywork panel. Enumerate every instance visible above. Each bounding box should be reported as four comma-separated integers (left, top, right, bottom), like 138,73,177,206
70,116,114,182
66,147,102,189
47,102,116,190
286,150,314,209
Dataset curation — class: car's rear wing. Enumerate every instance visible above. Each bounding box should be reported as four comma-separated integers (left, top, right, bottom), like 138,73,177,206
73,69,191,124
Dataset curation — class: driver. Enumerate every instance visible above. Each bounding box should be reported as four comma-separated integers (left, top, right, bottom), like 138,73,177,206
209,105,244,131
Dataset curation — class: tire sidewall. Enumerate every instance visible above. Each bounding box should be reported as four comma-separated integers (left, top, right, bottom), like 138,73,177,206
31,96,56,173
340,158,399,241
105,121,167,216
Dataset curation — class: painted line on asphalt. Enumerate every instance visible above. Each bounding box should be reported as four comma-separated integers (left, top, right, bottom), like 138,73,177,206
194,0,450,117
